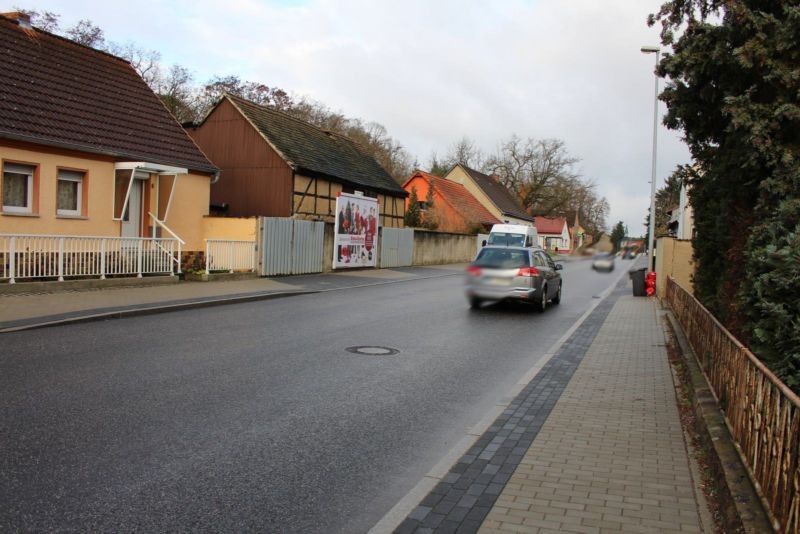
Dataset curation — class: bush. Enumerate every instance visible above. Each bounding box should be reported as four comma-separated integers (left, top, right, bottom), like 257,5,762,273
743,198,800,390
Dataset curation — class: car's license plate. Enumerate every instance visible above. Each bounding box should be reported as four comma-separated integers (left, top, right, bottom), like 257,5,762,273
485,277,510,286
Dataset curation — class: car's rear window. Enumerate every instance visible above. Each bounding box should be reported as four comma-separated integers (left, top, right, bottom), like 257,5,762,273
474,249,531,268
487,233,525,247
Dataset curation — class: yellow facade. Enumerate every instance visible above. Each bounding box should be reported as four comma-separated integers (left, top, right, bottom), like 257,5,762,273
202,216,258,241
157,172,212,250
656,237,695,298
1,144,118,236
1,143,212,250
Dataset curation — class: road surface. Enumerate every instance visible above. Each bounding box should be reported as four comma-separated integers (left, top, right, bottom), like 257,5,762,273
0,258,632,532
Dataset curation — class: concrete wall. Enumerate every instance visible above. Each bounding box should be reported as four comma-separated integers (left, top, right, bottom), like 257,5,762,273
318,225,475,271
656,237,695,298
413,229,476,265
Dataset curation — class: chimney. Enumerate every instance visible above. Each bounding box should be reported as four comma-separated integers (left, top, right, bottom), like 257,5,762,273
490,174,501,183
2,12,32,28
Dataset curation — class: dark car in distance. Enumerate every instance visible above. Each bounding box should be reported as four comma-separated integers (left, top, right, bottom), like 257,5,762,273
465,246,563,312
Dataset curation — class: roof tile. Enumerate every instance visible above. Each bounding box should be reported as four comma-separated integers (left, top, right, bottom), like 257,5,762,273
0,15,216,172
225,94,405,196
534,216,568,235
405,170,501,226
457,164,533,222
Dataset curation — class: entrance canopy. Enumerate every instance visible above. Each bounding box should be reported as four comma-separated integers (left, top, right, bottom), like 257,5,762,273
113,162,188,221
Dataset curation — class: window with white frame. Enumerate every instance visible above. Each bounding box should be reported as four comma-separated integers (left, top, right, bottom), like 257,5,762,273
2,162,35,213
57,169,84,216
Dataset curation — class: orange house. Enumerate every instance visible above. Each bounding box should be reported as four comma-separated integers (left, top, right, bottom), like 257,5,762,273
402,171,500,233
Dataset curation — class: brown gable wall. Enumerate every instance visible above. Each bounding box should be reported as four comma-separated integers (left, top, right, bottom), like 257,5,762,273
187,99,293,217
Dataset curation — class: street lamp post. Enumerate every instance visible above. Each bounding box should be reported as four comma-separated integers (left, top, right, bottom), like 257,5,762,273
641,45,660,273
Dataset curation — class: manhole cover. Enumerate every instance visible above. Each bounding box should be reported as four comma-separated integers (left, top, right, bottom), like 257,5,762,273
346,346,399,356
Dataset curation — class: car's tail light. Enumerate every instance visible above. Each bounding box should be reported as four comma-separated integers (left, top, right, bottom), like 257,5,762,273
466,265,482,276
517,266,540,277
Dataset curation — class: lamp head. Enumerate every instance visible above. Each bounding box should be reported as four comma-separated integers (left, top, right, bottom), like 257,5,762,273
641,46,660,54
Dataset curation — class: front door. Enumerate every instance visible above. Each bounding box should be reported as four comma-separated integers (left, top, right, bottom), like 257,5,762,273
121,180,143,238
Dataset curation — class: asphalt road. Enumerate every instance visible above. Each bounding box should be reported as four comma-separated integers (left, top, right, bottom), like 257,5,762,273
0,257,633,532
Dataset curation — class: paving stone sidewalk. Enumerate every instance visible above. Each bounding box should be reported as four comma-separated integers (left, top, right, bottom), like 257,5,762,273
396,284,706,534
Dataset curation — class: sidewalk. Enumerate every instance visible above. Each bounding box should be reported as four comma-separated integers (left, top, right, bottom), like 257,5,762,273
0,264,464,331
393,279,710,533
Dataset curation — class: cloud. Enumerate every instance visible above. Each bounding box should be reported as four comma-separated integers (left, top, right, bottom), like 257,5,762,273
20,0,691,233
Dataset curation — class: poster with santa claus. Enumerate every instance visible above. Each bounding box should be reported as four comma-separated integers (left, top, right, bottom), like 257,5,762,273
333,192,379,269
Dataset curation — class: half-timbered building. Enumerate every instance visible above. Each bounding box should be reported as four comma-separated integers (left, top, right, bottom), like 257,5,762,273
186,94,407,227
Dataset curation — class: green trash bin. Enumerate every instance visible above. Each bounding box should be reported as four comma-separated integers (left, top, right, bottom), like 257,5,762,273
629,268,647,296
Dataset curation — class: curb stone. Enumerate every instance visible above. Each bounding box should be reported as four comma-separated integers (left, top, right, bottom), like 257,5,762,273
0,271,460,333
371,266,632,534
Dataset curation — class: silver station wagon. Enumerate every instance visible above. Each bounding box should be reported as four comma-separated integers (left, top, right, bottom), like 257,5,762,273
465,246,563,311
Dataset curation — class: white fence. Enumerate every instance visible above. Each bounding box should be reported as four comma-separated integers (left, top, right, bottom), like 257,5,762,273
205,239,256,273
0,234,180,283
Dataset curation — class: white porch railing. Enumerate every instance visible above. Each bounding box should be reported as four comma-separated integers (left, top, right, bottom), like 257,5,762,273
0,234,180,284
205,239,256,273
149,213,184,274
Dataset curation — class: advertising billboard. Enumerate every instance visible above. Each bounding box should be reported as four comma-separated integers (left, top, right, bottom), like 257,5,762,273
333,192,379,269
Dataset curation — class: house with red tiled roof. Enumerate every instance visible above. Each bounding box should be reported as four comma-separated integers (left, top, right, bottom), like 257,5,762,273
402,170,501,233
0,12,221,281
533,216,571,253
443,164,534,227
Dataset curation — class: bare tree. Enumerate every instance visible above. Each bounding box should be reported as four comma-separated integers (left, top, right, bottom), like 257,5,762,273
483,135,607,234
65,19,104,47
444,136,484,169
286,98,414,184
194,75,296,116
14,7,60,32
154,65,197,122
562,181,609,237
485,136,580,211
107,42,162,86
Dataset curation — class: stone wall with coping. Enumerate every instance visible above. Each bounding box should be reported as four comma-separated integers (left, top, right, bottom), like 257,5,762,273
412,229,476,265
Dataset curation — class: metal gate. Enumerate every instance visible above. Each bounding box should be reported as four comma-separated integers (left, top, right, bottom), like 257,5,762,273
380,228,414,268
259,218,324,276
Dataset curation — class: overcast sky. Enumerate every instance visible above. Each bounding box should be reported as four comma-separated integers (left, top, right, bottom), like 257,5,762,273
10,0,690,235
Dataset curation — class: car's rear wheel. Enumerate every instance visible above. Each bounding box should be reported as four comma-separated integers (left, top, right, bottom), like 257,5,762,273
552,283,562,305
469,296,482,309
535,285,547,312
